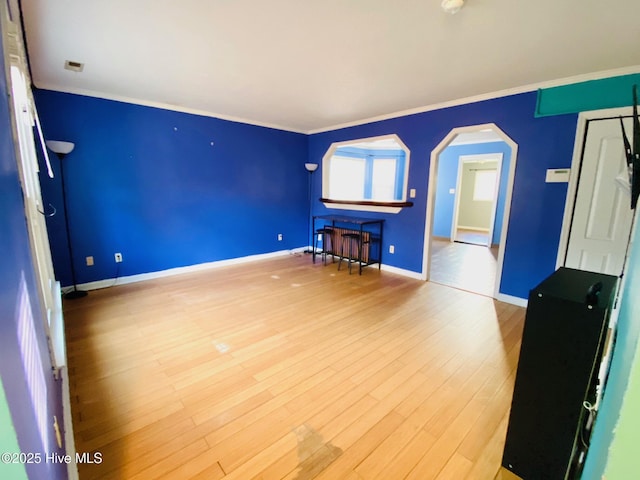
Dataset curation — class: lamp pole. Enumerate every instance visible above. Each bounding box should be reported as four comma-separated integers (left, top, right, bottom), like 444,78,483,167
304,163,318,253
58,156,86,298
46,140,87,299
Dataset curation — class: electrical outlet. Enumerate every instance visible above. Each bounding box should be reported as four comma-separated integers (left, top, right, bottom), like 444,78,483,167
277,234,283,241
86,256,94,266
114,253,123,263
389,245,395,254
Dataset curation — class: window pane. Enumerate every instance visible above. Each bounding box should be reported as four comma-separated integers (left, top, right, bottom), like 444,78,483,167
473,169,498,201
372,158,397,201
322,135,410,211
329,156,365,200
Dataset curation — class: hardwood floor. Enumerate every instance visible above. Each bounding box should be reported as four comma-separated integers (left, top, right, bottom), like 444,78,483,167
63,254,525,479
430,239,499,297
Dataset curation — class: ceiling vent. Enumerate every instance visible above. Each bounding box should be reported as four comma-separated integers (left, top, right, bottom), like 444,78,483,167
64,60,84,72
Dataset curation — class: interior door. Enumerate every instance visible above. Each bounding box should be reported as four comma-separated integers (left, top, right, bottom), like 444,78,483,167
565,117,635,275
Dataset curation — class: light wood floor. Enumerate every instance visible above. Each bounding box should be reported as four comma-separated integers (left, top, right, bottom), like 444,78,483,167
430,239,499,297
63,254,525,479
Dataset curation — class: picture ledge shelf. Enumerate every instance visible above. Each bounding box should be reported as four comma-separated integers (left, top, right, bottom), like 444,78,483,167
320,198,413,214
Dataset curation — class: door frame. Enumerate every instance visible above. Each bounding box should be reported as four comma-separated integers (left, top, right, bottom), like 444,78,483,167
422,123,518,301
556,106,635,270
451,153,503,246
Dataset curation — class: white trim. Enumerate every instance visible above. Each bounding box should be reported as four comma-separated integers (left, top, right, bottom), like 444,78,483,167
61,367,78,480
37,67,640,136
448,137,503,147
321,203,402,214
321,133,410,214
555,106,636,269
496,293,528,308
71,247,426,290
456,226,491,233
33,85,308,134
50,281,65,369
422,123,518,300
67,243,514,297
380,264,424,280
309,66,640,134
451,156,464,241
73,250,298,291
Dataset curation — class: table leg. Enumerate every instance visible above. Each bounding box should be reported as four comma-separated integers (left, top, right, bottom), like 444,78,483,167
358,225,364,275
378,221,383,269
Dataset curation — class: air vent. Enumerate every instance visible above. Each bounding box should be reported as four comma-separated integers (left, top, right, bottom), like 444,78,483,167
64,60,84,72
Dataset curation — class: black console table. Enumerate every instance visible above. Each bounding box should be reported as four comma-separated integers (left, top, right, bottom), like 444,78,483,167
312,215,384,274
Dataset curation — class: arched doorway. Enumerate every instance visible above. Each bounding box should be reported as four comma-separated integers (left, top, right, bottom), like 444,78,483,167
422,123,518,299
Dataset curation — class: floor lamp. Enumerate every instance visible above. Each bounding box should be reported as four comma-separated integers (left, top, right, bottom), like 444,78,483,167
304,163,318,253
46,140,88,299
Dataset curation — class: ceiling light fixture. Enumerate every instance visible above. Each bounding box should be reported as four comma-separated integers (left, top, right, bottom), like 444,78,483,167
441,0,465,14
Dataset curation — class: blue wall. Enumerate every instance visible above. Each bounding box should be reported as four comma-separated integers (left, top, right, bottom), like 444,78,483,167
433,141,512,244
0,33,66,480
34,90,309,286
35,90,577,300
309,92,578,299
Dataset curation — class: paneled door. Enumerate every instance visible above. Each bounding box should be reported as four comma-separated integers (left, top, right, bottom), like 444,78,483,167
565,117,635,275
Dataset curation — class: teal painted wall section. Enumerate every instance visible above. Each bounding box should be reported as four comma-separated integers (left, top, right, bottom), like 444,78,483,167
604,342,640,479
535,74,640,117
582,218,640,479
0,379,28,480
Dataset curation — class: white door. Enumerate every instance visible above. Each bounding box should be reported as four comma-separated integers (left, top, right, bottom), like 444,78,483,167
565,117,635,275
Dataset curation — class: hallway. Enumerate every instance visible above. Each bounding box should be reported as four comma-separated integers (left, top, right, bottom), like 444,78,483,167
430,238,499,297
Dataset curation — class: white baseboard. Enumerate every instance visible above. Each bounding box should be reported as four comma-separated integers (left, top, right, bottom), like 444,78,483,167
75,249,298,291
496,293,528,308
71,249,525,309
61,367,79,480
457,226,491,232
380,264,424,280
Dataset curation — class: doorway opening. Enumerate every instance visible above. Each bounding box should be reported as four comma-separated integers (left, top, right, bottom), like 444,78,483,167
422,124,518,299
452,153,503,247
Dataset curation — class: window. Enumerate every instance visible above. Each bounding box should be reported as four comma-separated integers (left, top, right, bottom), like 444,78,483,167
473,169,498,202
329,156,365,200
322,135,411,213
371,158,397,201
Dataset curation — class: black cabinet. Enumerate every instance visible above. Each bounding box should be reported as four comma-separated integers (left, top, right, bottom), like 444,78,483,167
502,267,617,479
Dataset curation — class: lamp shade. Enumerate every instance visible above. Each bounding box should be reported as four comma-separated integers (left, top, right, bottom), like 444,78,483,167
305,163,318,172
46,140,75,155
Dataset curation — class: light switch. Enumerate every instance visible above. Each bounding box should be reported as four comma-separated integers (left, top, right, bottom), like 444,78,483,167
410,188,416,198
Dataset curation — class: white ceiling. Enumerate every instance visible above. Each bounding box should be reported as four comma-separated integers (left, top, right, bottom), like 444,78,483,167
21,0,640,133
